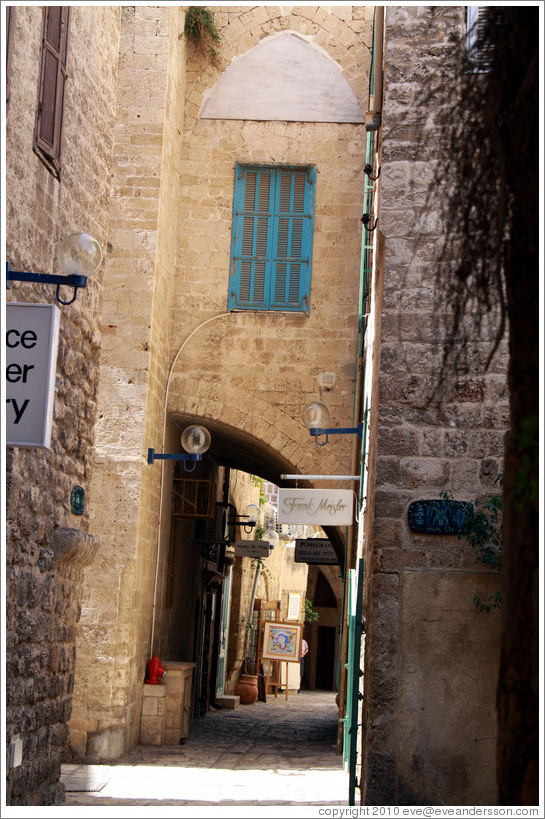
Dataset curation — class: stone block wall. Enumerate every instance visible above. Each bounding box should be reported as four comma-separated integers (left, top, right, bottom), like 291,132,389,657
360,6,506,805
168,5,375,482
5,5,121,805
68,5,188,761
68,4,375,760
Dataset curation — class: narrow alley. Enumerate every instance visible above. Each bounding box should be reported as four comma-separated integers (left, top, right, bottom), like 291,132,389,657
61,690,350,808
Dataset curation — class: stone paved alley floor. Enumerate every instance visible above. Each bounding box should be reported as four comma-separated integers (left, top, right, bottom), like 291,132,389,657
61,690,350,810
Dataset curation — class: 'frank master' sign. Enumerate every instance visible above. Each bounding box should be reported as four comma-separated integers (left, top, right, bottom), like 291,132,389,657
6,303,60,448
277,488,353,525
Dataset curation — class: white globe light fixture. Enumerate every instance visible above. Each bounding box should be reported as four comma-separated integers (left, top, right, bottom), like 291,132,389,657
265,527,280,548
181,425,211,455
6,231,103,305
148,424,212,471
302,400,330,430
57,232,103,278
302,400,363,446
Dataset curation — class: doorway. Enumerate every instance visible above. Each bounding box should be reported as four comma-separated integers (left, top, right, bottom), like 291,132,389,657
315,625,336,690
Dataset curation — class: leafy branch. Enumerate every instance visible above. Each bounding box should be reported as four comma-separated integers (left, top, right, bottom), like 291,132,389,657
441,479,503,612
183,7,221,60
305,597,319,624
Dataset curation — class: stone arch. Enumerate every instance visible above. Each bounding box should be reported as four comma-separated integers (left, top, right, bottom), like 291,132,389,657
167,385,355,560
168,375,355,482
200,31,364,123
182,7,373,135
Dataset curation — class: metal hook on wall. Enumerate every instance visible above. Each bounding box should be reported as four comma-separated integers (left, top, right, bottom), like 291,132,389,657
361,213,378,231
364,163,381,182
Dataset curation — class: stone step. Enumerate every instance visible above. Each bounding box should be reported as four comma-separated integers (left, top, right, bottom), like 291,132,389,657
215,695,239,710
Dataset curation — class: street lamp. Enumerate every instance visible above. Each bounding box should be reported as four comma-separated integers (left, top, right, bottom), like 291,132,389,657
148,424,211,472
236,503,262,533
302,401,363,447
6,232,103,305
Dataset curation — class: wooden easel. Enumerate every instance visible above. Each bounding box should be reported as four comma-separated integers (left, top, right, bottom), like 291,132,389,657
255,600,281,701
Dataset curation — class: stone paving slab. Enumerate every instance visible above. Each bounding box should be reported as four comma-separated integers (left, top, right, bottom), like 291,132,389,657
62,690,350,807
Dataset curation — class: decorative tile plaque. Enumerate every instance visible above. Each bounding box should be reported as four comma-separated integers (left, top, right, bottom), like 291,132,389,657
408,499,471,535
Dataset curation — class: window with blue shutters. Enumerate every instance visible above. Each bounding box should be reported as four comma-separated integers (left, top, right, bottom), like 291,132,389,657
229,164,316,312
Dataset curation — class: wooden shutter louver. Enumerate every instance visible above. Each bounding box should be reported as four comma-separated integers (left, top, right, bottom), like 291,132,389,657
34,6,70,177
230,164,315,312
466,6,493,73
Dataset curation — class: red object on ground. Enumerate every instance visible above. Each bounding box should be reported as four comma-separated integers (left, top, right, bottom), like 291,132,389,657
145,654,166,684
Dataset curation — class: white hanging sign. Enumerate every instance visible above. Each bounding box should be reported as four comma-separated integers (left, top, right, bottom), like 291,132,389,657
6,303,60,448
234,540,271,558
277,488,353,525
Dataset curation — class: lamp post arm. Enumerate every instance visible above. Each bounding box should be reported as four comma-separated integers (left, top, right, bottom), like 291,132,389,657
309,423,363,438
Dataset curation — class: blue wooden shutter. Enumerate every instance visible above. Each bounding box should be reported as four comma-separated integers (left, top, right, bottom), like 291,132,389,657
271,167,315,311
230,166,272,310
230,164,315,311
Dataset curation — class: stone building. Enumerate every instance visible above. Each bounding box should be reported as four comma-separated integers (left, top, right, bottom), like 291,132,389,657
4,5,507,807
4,5,121,805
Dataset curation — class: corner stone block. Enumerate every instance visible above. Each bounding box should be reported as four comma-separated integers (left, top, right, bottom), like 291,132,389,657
140,715,164,746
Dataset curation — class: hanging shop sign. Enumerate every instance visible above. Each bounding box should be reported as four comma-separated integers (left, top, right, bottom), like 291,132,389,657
6,303,60,448
294,538,340,565
408,499,472,535
277,488,353,525
234,540,272,558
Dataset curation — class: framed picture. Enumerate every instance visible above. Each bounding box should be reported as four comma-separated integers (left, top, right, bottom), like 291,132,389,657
286,591,302,621
262,621,302,662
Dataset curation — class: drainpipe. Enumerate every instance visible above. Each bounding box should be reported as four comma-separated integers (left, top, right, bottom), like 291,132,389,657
337,354,364,748
365,6,385,132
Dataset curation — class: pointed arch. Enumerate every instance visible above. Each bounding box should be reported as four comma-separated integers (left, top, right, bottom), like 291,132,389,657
200,31,364,123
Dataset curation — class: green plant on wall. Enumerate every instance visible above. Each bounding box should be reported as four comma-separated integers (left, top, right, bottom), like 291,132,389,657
251,475,266,506
183,7,221,59
305,598,319,624
442,478,503,612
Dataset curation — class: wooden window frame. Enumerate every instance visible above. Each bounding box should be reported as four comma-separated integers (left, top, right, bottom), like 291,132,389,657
33,6,70,178
229,163,316,313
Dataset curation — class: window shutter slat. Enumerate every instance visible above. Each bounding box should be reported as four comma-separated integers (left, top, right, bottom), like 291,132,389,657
38,49,60,147
34,7,70,177
229,164,315,312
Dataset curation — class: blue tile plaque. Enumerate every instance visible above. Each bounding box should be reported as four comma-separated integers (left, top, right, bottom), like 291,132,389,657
71,485,85,516
408,499,471,535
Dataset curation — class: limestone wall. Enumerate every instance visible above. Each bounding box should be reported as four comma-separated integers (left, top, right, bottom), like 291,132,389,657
63,4,375,762
5,5,120,804
68,5,188,760
168,5,374,482
360,6,506,805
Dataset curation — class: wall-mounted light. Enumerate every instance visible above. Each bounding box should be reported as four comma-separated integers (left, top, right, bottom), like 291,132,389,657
6,233,103,305
261,506,280,547
236,503,262,533
302,401,363,447
148,424,211,472
265,527,280,547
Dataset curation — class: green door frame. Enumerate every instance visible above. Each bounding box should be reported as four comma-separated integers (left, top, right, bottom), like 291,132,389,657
344,559,365,804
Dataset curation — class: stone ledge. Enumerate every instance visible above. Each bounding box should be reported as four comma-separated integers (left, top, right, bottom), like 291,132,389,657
52,527,99,578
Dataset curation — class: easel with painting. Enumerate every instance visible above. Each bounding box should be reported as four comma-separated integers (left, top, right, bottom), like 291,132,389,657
260,618,303,701
254,599,281,701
